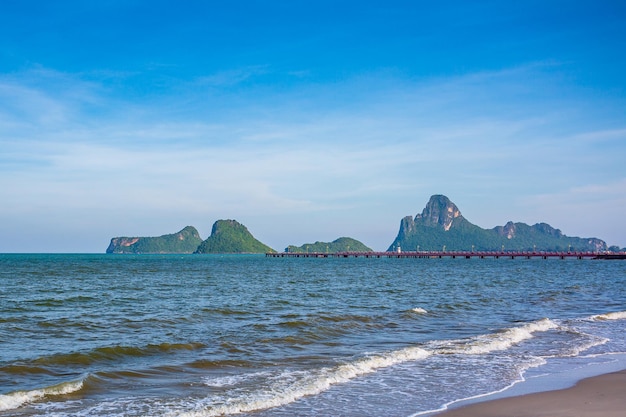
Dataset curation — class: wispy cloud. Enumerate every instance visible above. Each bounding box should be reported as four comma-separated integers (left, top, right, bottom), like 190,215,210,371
518,179,626,246
1,63,625,251
194,66,269,87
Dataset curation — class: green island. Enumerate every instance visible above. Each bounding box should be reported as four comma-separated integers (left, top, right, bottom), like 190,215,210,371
285,237,372,253
194,220,275,254
106,194,623,254
388,195,609,252
107,220,276,254
106,226,203,254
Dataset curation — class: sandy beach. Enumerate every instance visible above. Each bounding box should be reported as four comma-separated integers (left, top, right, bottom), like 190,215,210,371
435,369,626,417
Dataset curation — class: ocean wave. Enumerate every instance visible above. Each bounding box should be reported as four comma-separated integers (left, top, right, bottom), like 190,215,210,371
0,379,83,411
278,320,310,328
589,310,626,321
434,318,559,355
0,363,58,376
203,371,273,388
173,319,569,416
202,307,252,316
275,313,379,328
174,347,432,417
259,335,315,346
32,342,205,366
10,316,602,417
189,359,254,369
318,314,375,323
557,334,609,357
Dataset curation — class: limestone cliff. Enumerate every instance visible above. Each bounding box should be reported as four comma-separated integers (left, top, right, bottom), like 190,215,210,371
106,226,203,254
416,194,463,230
388,195,608,252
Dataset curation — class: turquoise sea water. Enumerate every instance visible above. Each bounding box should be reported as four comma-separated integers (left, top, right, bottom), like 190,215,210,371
1,254,625,416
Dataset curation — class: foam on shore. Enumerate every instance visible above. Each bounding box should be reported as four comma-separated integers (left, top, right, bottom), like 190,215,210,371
412,352,626,417
433,368,626,417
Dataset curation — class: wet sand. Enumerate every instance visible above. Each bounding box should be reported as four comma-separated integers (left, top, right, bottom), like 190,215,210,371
435,369,626,417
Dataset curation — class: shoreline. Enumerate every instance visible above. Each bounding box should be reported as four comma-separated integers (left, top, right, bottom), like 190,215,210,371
433,368,626,417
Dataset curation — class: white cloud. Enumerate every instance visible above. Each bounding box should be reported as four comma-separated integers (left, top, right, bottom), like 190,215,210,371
513,179,626,245
1,63,625,251
568,128,626,145
194,66,269,87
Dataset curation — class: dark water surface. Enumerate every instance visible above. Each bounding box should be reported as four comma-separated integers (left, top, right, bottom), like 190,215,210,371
1,254,625,416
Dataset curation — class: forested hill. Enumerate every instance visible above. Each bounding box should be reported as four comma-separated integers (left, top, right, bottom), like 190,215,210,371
286,237,372,253
388,195,607,252
106,220,275,254
106,226,203,254
194,220,275,254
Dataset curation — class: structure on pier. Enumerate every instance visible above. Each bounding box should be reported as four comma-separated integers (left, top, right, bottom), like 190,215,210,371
266,251,626,260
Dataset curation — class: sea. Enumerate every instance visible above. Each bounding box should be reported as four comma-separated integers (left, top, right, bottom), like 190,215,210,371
1,254,625,417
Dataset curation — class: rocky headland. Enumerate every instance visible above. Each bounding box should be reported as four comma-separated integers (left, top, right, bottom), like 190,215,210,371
106,226,203,254
388,195,608,252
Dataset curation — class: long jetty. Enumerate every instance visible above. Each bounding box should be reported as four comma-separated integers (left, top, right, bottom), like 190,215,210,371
266,251,626,260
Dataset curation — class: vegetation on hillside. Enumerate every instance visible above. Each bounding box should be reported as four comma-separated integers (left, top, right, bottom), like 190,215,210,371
286,237,372,253
194,220,275,254
388,195,607,252
106,195,616,255
106,226,203,254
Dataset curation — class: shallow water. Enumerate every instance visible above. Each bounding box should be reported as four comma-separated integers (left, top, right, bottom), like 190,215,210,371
0,254,624,416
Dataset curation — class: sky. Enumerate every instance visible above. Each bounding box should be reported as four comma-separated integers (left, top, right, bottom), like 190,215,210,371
1,1,625,252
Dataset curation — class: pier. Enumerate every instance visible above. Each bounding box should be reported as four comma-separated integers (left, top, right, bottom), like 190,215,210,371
267,251,626,260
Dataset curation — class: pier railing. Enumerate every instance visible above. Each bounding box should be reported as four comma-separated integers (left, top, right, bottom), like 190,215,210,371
266,251,626,260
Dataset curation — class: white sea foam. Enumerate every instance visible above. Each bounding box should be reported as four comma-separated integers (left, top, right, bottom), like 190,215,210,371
176,320,564,416
0,379,83,411
408,356,548,417
175,346,432,417
560,336,610,357
435,318,559,355
203,371,271,387
589,311,626,321
465,318,558,355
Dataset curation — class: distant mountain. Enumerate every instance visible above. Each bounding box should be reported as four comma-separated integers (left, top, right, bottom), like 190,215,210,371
286,237,373,253
106,226,203,254
388,195,607,252
194,220,275,254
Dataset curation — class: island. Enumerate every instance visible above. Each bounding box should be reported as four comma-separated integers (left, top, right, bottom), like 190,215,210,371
388,195,608,252
106,226,203,254
285,237,373,253
194,219,275,254
106,196,623,255
106,221,275,254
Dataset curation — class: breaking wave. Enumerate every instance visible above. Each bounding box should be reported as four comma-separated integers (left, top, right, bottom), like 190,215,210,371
589,310,626,321
173,319,561,416
174,346,432,417
0,379,84,411
434,318,558,355
8,316,607,416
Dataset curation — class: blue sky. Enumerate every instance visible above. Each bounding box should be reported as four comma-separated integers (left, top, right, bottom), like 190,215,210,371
1,1,625,252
